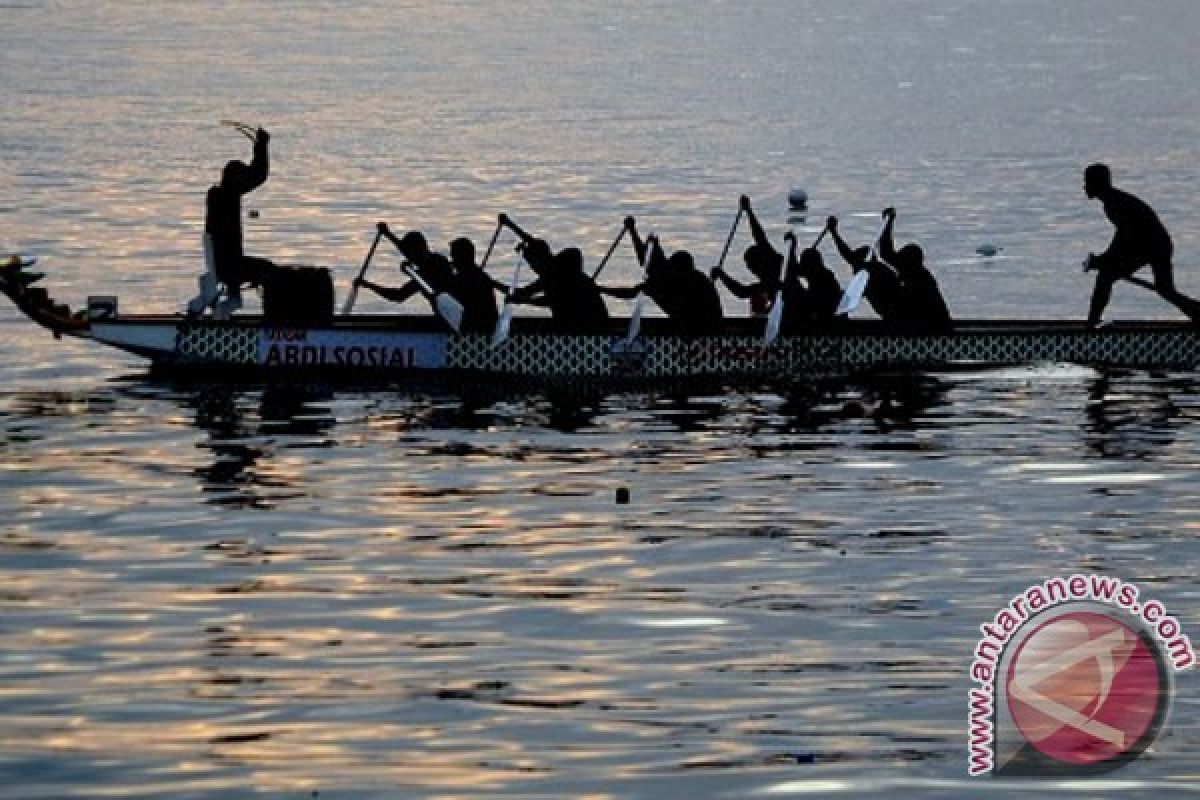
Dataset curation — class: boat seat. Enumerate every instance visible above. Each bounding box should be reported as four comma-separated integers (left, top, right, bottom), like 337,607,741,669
186,234,242,320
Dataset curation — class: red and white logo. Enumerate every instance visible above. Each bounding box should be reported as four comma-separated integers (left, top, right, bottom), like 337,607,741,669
1006,611,1163,766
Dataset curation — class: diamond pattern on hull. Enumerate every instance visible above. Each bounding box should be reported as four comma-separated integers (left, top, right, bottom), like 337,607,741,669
175,324,258,364
157,324,1200,375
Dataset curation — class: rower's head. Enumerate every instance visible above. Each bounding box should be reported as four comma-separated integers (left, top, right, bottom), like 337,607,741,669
851,245,870,269
521,238,553,273
1084,163,1112,199
667,251,695,274
798,247,825,276
398,231,430,261
449,237,475,268
559,247,585,274
221,160,249,187
894,243,925,274
744,245,781,280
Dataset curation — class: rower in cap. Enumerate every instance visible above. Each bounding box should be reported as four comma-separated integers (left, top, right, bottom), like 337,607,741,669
354,225,457,316
597,217,724,335
499,213,611,333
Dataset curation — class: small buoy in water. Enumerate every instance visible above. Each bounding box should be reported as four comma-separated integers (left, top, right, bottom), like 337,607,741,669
788,188,808,211
976,243,1002,257
248,209,260,219
615,487,630,504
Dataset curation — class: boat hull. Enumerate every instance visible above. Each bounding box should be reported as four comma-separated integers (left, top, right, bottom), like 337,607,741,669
79,316,1200,381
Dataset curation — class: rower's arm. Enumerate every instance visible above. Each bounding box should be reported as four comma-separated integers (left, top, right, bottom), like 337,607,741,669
360,279,418,305
829,227,861,268
597,283,642,300
241,129,269,194
625,217,647,265
879,209,898,265
509,278,546,305
713,269,755,299
740,197,781,266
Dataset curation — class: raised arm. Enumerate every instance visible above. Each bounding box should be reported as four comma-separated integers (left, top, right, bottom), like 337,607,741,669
624,216,647,264
711,268,756,299
596,282,644,300
358,278,418,305
826,217,863,268
238,128,270,195
740,195,775,254
878,207,898,266
784,230,799,273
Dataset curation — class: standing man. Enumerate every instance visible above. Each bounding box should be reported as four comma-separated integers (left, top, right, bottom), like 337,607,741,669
1083,163,1197,326
205,126,276,302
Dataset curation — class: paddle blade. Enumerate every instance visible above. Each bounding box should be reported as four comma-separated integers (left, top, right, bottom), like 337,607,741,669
492,303,515,346
437,294,464,333
836,270,869,315
624,294,647,344
763,295,784,346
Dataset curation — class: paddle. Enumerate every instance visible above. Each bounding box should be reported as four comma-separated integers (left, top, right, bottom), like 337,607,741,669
480,218,505,269
342,225,385,314
835,217,888,316
403,263,463,332
624,236,657,344
1082,257,1200,323
709,207,744,282
491,252,524,346
590,226,629,281
763,232,797,347
762,227,831,346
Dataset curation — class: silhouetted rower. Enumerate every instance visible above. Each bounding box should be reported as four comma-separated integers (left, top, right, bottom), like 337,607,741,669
880,207,952,332
355,226,456,316
598,217,724,335
826,215,905,324
448,237,505,333
499,214,611,333
711,195,783,317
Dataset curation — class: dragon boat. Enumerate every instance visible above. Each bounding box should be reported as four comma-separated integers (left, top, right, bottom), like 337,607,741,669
3,255,1199,384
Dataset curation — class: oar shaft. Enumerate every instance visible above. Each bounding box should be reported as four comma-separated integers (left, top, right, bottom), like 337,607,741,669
342,227,384,314
591,227,628,280
480,219,504,268
715,208,744,270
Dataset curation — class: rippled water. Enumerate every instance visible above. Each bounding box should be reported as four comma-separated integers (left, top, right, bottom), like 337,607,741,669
3,2,1200,797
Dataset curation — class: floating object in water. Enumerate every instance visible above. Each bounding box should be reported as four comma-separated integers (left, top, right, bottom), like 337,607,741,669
788,188,808,211
615,487,630,504
248,209,260,219
976,244,1003,257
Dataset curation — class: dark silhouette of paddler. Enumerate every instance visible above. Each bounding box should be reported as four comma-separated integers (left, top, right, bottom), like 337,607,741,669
205,126,276,304
1083,163,1200,326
